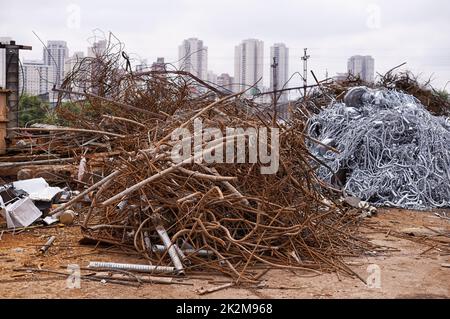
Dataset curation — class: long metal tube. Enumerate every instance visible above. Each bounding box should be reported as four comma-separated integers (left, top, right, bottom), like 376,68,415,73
88,261,175,274
155,225,184,275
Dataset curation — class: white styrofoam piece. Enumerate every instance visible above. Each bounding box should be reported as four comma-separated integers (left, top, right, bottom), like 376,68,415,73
13,178,63,202
43,216,59,225
5,197,42,228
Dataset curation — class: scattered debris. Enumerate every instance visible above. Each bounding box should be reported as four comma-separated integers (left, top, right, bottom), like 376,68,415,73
341,196,377,217
13,267,140,287
197,282,234,295
57,210,76,225
39,235,56,254
42,216,59,225
12,178,63,203
400,227,447,237
1,197,42,228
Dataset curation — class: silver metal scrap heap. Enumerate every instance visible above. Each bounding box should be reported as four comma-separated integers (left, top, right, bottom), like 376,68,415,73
307,86,450,210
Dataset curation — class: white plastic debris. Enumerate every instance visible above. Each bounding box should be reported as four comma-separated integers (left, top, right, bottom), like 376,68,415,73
13,178,63,202
43,216,59,225
2,197,42,228
77,157,87,182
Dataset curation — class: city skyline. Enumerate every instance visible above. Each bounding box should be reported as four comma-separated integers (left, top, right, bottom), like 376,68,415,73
0,36,383,99
0,34,428,90
1,0,448,90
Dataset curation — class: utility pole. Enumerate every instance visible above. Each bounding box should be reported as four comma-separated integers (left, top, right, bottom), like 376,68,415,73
271,56,278,124
301,48,310,98
0,40,32,129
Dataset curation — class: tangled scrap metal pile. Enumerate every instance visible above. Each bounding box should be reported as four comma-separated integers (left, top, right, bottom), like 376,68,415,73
16,38,375,282
307,86,450,210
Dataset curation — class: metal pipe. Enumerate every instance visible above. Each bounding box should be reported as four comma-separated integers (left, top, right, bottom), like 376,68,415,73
184,248,214,257
143,231,152,257
39,236,56,254
88,261,175,274
152,244,190,265
155,225,185,275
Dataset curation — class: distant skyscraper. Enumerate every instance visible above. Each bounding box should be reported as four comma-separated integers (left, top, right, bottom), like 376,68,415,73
0,37,12,88
178,38,208,81
64,52,86,93
43,40,69,88
217,73,233,92
234,39,264,94
135,59,148,72
151,57,166,72
347,55,375,83
20,60,54,96
87,40,108,95
270,43,289,102
88,40,107,58
207,71,217,84
64,51,84,78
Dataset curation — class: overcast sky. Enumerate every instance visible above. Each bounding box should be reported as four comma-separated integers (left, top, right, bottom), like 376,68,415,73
1,0,449,90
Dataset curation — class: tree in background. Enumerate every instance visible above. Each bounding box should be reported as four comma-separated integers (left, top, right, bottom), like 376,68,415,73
19,95,54,126
436,89,449,102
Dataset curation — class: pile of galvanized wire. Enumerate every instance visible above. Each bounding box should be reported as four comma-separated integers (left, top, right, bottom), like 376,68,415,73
307,86,450,210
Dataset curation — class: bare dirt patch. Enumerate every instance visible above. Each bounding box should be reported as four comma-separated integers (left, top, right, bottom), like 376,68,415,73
0,208,448,299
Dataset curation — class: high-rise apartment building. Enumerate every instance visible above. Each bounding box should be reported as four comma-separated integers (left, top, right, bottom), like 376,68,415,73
87,40,107,58
207,71,217,84
234,39,264,94
20,60,54,96
151,57,166,72
217,73,233,92
347,55,375,83
43,40,68,88
178,38,208,81
64,51,84,78
270,43,289,102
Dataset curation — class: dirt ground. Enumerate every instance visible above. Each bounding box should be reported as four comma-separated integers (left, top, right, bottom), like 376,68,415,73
0,208,449,299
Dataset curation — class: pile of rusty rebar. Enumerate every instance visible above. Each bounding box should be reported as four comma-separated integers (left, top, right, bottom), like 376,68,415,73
6,40,378,282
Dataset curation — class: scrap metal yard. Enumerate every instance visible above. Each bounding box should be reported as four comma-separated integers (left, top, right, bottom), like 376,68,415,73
0,36,449,299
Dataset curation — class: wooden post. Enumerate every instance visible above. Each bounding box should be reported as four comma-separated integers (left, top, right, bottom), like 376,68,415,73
0,89,10,154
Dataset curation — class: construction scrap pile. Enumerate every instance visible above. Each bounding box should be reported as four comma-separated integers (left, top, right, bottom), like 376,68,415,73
307,86,450,210
9,40,373,282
